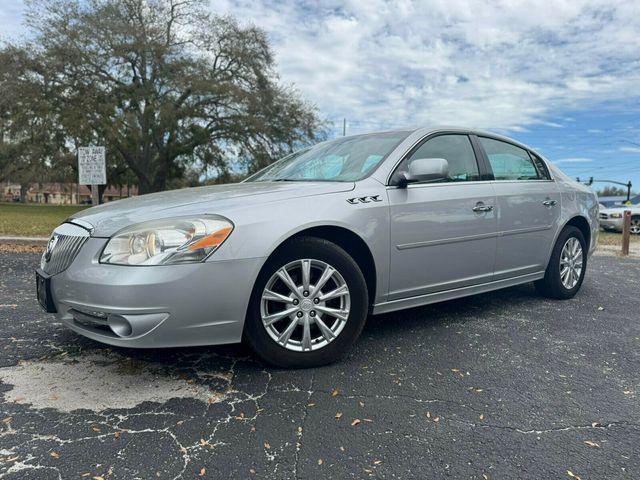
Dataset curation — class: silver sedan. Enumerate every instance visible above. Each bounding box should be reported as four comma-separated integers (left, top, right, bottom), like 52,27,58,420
36,127,599,367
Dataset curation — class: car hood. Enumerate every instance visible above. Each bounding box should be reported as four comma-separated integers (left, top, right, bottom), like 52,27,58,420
600,206,638,214
70,181,355,237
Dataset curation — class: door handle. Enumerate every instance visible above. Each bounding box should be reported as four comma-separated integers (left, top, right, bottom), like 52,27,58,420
472,204,494,213
542,199,557,207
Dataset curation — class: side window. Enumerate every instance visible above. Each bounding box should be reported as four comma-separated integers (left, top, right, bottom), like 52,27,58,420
479,137,543,181
397,134,480,182
528,151,551,180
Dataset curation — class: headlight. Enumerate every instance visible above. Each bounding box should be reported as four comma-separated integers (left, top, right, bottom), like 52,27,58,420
609,212,623,218
100,216,233,265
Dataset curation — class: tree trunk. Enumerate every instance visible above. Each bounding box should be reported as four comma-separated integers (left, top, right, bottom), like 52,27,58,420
19,184,27,203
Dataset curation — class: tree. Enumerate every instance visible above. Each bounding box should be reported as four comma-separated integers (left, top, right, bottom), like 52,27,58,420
597,186,628,197
0,48,72,202
3,0,323,194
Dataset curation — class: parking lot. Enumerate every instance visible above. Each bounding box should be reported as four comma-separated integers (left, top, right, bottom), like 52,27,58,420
0,250,638,479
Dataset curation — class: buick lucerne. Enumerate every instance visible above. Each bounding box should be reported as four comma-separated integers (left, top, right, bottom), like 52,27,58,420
36,127,599,367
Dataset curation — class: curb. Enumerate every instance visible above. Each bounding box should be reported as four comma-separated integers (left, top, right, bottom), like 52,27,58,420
0,236,49,245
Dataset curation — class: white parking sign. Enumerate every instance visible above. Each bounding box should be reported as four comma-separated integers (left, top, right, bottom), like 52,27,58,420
78,147,106,185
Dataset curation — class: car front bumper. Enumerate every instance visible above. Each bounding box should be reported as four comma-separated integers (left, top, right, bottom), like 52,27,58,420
599,217,623,231
48,238,263,348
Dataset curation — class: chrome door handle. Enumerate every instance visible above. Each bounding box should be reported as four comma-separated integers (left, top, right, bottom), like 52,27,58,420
542,199,557,207
472,204,494,212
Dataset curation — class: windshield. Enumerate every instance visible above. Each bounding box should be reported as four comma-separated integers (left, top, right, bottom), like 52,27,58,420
246,131,411,182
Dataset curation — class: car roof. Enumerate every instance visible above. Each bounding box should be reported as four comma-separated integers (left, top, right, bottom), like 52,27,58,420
350,126,535,153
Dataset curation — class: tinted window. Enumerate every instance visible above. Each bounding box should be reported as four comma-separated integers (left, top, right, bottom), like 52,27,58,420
397,134,480,182
529,152,551,180
479,137,544,181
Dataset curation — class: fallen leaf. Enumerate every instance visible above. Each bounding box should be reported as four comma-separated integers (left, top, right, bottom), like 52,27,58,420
373,460,382,465
339,446,345,452
50,451,60,459
250,469,256,474
2,417,12,424
597,306,604,311
351,419,361,426
199,467,206,476
307,403,316,407
93,477,105,480
433,417,440,423
584,440,600,448
264,442,271,449
92,426,101,433
363,418,373,422
591,422,599,428
358,401,365,407
335,412,343,419
331,389,339,397
479,414,485,421
317,459,323,465
114,431,121,439
426,411,431,418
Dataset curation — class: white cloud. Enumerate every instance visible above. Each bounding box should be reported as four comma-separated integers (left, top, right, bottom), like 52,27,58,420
0,1,26,42
209,0,640,134
620,146,640,153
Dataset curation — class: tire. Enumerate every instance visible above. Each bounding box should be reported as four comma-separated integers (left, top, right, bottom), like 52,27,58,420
244,236,369,368
535,226,587,299
631,216,640,235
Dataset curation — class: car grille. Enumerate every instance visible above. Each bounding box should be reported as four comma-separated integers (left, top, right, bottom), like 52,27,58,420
41,223,90,276
599,213,608,220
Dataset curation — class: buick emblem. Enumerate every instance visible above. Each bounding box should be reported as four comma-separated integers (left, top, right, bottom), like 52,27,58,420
44,235,59,263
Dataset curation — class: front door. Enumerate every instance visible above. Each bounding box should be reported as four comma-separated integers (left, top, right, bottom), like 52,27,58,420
387,134,497,301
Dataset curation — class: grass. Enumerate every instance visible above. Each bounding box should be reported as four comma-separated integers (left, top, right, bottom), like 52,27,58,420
0,202,88,237
598,230,639,247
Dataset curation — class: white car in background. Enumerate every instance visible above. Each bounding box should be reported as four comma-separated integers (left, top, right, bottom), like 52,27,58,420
599,206,640,234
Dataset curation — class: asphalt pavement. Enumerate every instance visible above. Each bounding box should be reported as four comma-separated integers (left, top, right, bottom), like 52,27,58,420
0,251,638,479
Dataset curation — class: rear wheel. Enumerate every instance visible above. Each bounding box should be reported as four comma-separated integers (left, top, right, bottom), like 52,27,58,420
244,237,368,368
535,226,587,299
631,216,640,235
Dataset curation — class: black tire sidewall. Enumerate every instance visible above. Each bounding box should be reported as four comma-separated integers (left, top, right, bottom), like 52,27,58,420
542,226,587,299
244,237,368,368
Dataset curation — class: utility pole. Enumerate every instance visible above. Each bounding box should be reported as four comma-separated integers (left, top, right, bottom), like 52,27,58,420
342,118,346,137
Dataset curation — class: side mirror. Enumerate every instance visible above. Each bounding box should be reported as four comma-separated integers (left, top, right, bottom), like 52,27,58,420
396,158,449,188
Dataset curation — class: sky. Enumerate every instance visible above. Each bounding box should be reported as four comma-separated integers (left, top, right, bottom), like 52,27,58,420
1,0,639,192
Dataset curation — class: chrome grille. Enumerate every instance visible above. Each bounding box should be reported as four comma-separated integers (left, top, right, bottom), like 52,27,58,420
41,223,90,275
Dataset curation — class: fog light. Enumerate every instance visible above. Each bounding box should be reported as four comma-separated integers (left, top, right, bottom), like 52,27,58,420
108,314,133,337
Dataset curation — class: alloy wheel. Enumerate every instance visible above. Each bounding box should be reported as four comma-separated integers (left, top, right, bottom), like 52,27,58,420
630,219,640,235
559,237,583,289
260,259,351,352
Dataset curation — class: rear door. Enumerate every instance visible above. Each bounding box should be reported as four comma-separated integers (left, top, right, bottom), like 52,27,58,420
476,136,561,279
387,133,497,300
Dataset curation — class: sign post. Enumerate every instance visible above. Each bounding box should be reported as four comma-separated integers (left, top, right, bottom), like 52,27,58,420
78,147,106,206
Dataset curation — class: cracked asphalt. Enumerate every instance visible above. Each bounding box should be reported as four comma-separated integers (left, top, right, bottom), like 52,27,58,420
0,251,638,479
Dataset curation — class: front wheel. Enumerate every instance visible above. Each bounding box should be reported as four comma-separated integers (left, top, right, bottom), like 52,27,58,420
535,226,587,299
244,237,368,368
